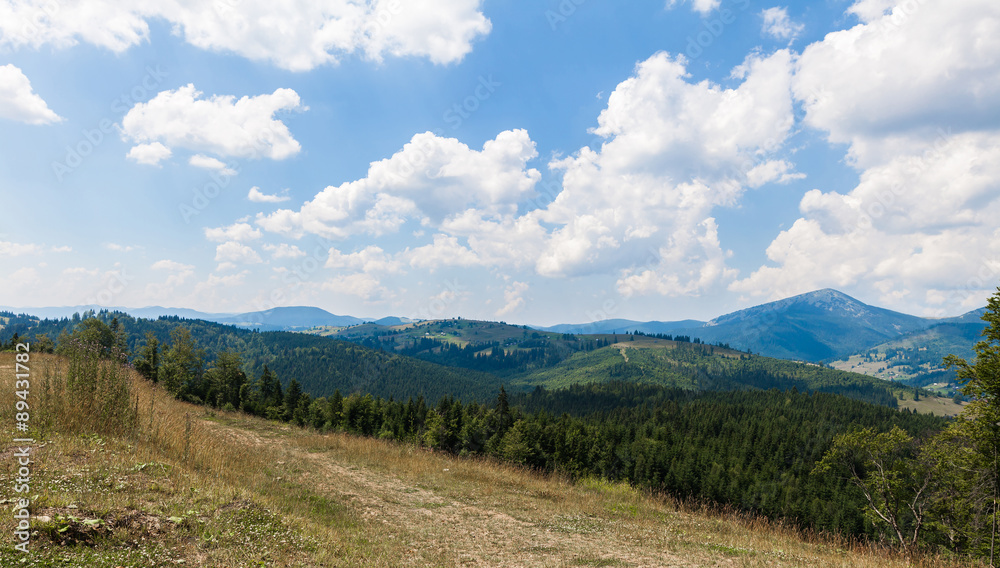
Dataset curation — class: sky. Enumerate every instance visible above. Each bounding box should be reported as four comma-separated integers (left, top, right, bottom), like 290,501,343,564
1,0,999,326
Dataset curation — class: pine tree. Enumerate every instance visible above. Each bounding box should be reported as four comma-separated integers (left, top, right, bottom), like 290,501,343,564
945,287,1000,564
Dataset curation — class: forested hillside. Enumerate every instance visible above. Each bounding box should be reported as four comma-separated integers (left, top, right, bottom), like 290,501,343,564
2,302,997,561
0,310,502,402
1,310,919,410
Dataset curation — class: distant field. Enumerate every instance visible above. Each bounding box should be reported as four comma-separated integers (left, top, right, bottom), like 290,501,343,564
898,394,966,417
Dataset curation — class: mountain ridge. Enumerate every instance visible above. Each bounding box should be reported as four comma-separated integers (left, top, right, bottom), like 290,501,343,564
3,289,987,368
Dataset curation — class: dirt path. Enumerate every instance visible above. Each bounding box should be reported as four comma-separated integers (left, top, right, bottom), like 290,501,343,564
214,418,711,567
618,345,631,363
296,447,702,567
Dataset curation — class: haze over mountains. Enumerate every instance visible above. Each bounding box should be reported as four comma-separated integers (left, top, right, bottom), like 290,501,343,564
2,288,985,368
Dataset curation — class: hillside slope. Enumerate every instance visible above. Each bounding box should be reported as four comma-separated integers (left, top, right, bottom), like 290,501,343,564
0,353,959,568
512,339,915,407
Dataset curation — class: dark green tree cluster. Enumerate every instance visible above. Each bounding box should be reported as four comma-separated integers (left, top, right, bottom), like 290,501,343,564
279,380,941,540
817,287,1000,560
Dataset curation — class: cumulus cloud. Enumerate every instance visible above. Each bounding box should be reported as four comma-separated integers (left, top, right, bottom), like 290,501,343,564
121,84,304,164
792,0,1000,167
214,242,264,266
736,0,1000,314
105,243,139,253
495,281,529,317
263,243,306,259
322,273,394,302
405,235,482,270
0,1,490,70
0,241,42,256
536,49,795,294
249,186,291,203
252,50,796,300
189,154,238,176
151,260,195,284
761,7,804,41
745,159,805,188
326,245,402,274
146,260,196,298
666,0,721,15
126,142,172,166
204,222,262,243
256,129,541,239
0,65,62,124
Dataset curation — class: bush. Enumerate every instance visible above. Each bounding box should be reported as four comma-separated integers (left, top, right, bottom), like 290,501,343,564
40,339,138,437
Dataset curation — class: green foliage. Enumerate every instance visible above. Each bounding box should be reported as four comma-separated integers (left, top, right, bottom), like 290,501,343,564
159,326,205,399
816,287,1000,559
134,331,160,381
944,288,1000,563
814,426,928,547
40,336,138,437
514,343,905,407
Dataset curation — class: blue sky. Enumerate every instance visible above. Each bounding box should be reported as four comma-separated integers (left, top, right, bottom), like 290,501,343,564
1,0,998,325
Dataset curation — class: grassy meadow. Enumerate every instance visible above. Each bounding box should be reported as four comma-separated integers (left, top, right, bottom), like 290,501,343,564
0,352,987,567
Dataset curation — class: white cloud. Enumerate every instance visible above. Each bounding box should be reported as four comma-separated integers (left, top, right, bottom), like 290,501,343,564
361,0,492,65
254,50,796,298
190,270,251,309
0,64,62,124
666,0,721,15
189,154,238,176
405,235,482,270
761,7,804,41
204,222,262,243
737,0,1000,314
263,243,306,259
121,84,304,163
256,129,541,239
495,281,529,317
248,186,291,203
846,0,898,23
792,0,1000,168
0,241,42,256
0,1,147,52
322,273,394,302
326,245,402,274
0,1,490,71
149,260,196,293
536,49,795,294
214,241,263,265
126,142,172,166
745,159,805,188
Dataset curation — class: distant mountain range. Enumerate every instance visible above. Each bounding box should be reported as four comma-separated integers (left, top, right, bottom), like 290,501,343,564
538,288,986,366
0,304,368,331
2,288,987,370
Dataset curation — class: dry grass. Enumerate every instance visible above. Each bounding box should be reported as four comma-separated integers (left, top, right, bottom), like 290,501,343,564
898,395,965,417
0,352,988,567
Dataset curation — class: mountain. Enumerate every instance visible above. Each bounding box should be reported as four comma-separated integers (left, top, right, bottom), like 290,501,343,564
209,306,365,330
536,290,948,363
538,319,705,335
685,289,932,362
830,312,987,387
4,289,986,367
0,305,365,332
